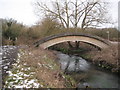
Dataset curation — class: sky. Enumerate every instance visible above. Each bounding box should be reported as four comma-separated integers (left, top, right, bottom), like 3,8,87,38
0,0,38,26
0,0,119,27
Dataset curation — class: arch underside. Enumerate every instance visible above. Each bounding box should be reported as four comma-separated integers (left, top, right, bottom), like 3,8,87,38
39,36,109,49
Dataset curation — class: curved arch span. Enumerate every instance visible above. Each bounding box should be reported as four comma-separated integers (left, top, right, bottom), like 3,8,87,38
34,33,111,49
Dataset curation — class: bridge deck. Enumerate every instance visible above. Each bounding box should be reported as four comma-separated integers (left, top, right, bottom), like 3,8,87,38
34,33,111,46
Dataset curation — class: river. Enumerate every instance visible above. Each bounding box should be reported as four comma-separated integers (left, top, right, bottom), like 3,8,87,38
57,52,120,88
1,46,120,88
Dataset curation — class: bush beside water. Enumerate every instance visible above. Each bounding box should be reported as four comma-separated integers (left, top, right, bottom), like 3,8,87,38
1,18,119,46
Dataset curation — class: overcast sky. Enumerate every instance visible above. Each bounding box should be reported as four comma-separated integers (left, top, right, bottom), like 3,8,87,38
0,0,119,27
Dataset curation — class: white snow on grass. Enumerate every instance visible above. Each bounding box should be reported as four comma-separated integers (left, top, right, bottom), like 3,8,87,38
4,50,41,88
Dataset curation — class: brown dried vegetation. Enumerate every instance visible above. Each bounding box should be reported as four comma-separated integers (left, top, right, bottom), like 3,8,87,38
20,47,76,88
87,43,119,72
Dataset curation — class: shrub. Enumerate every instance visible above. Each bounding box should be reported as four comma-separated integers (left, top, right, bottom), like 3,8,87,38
2,18,23,41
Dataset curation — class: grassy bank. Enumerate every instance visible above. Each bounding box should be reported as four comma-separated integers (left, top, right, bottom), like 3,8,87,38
83,44,119,73
4,47,76,88
50,42,119,74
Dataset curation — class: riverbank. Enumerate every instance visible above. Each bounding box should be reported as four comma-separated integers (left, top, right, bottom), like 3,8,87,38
2,45,120,88
50,42,120,74
4,46,76,88
81,44,119,74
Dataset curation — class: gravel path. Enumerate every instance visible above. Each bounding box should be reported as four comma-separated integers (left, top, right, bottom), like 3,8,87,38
0,46,19,86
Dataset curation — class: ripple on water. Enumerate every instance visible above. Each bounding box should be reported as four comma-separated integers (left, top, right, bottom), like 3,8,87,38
57,52,120,88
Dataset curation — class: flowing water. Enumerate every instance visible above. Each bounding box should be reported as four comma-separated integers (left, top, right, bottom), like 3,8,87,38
1,46,120,88
57,52,120,88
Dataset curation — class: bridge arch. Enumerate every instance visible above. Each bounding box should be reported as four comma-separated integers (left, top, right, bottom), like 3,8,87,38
34,33,111,49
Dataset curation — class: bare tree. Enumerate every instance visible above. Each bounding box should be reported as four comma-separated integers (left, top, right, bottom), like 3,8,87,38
34,0,111,48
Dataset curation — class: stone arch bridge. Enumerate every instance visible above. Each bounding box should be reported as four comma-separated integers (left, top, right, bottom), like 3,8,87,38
34,33,111,49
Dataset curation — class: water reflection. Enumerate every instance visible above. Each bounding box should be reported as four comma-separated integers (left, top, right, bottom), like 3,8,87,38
57,53,90,72
57,52,120,88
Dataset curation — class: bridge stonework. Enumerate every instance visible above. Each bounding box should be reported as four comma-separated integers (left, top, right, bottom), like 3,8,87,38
34,33,111,49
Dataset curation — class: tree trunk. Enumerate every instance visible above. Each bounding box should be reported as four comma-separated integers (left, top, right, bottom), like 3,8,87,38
67,41,73,48
75,41,80,49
